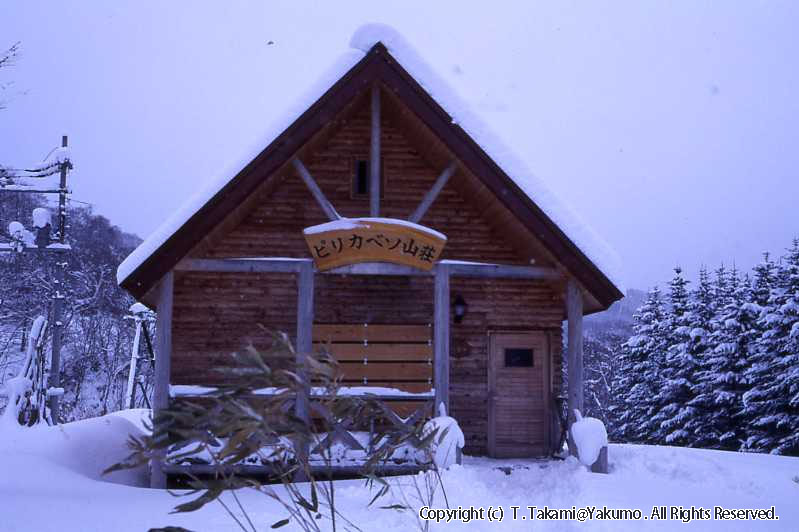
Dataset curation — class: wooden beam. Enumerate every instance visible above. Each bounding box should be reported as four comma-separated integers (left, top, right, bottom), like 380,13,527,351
292,158,340,221
324,262,427,277
294,262,314,468
150,271,173,489
175,257,562,280
442,261,562,280
162,462,427,478
176,257,311,273
566,278,584,458
433,263,450,414
409,161,457,223
370,84,381,217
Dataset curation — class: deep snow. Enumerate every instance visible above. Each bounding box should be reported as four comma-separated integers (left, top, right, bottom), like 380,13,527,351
0,411,797,531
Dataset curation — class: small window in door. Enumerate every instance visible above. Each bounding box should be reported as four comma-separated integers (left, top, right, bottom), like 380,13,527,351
505,348,534,367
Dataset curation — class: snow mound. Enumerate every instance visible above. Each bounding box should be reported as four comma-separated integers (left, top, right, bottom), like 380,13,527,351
421,402,465,469
0,411,149,487
32,207,51,228
108,408,152,436
571,409,608,467
129,302,149,314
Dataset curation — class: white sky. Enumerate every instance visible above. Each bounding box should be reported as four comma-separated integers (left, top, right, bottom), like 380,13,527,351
1,1,797,290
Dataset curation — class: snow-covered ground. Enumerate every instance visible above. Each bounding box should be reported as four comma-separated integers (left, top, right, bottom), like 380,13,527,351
0,411,797,531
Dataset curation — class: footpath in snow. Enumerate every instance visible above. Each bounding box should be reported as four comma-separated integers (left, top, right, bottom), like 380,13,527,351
0,410,797,531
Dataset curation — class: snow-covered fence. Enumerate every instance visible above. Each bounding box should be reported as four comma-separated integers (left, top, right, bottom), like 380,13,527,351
0,316,56,426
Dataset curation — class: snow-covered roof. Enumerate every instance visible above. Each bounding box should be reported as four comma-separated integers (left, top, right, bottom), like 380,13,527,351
117,24,624,295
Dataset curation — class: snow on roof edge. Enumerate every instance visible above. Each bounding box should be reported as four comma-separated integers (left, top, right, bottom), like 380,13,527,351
118,24,625,295
115,50,364,287
350,24,624,293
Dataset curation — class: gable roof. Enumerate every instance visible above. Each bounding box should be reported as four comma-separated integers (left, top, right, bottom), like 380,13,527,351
117,24,624,308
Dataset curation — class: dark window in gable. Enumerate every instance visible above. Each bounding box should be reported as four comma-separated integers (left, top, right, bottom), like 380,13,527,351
353,159,369,197
351,157,384,199
505,348,534,367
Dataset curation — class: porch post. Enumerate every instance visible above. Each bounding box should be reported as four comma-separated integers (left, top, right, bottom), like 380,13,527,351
566,278,584,457
295,262,314,465
433,263,450,414
150,271,173,489
370,84,381,217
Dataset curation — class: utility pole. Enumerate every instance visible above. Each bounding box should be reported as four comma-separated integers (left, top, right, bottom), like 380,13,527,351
47,135,69,423
0,135,72,425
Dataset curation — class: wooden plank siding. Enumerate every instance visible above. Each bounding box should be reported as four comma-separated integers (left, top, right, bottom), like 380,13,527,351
169,97,565,455
313,324,432,393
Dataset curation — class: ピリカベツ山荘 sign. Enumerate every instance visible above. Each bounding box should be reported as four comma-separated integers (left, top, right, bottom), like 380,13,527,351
303,218,446,271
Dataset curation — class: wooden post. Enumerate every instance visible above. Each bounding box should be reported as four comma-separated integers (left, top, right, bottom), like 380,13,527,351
57,135,68,243
369,84,381,217
409,161,457,223
591,446,609,474
47,258,65,423
150,272,173,489
566,278,584,457
295,262,314,469
124,317,143,409
433,263,450,415
292,158,340,221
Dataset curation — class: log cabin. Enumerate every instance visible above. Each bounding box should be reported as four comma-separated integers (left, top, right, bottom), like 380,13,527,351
116,25,624,487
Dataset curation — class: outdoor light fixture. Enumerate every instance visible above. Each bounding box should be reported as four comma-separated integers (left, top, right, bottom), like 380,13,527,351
453,294,468,324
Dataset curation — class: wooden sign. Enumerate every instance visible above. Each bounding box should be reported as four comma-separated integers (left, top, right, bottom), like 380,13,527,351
303,218,447,272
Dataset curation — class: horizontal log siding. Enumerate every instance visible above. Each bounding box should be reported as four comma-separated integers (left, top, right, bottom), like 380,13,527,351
170,100,564,455
171,271,298,384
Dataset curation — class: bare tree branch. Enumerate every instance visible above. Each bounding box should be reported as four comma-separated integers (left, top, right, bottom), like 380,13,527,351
0,41,21,111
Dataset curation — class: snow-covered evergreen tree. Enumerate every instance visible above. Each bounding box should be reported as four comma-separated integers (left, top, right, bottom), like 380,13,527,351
752,253,777,307
694,271,758,449
614,286,667,443
650,267,696,445
743,241,799,454
682,267,718,447
609,243,799,454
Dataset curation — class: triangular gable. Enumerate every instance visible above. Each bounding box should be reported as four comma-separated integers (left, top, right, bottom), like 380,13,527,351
117,25,624,308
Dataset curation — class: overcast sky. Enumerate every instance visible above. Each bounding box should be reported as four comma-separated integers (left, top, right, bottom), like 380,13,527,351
1,1,797,290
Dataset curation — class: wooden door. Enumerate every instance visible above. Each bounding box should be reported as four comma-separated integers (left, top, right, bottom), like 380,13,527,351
488,332,550,457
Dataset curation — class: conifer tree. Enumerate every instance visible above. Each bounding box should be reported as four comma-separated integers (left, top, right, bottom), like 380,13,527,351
752,253,777,307
696,271,757,449
614,286,667,443
650,267,696,445
743,240,799,454
682,267,718,446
